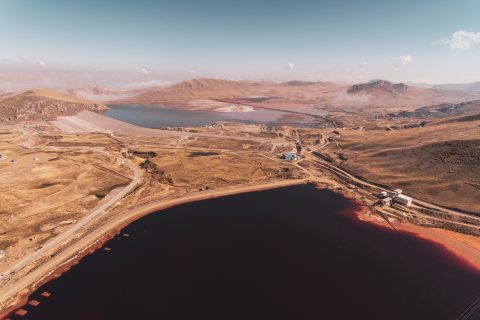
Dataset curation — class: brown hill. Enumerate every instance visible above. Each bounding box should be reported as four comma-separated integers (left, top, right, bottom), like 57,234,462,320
122,78,343,103
126,78,274,102
282,80,332,87
0,89,108,123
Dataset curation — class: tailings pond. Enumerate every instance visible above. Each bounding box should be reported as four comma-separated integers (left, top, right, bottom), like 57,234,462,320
105,104,316,128
8,184,480,319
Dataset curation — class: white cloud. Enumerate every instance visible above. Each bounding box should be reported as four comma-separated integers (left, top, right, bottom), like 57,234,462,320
0,57,49,68
287,63,294,71
362,61,368,66
124,80,171,88
139,67,150,75
400,54,412,66
437,30,480,50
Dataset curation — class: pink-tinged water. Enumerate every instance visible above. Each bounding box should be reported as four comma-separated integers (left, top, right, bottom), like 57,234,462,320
9,185,480,320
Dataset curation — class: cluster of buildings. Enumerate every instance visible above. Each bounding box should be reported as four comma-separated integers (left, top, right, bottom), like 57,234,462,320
378,189,413,207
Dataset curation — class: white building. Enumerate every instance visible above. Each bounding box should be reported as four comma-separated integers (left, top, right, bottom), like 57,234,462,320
381,197,392,206
393,194,413,206
393,189,403,195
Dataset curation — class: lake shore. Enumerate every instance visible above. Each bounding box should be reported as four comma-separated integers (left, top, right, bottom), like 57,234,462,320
2,179,479,318
0,179,308,319
354,206,480,272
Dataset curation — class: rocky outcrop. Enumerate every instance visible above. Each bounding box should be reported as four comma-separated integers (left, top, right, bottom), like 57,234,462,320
139,159,174,184
0,89,108,123
348,80,408,94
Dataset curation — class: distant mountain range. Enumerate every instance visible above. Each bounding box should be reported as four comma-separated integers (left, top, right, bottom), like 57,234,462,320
117,78,480,113
5,78,479,121
432,81,480,92
120,78,339,102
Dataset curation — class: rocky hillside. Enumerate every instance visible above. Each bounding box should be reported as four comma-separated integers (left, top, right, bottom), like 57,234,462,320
388,99,480,119
348,80,408,94
0,89,108,123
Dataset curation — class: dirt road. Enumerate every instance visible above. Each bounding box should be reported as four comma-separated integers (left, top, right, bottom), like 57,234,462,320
0,131,142,285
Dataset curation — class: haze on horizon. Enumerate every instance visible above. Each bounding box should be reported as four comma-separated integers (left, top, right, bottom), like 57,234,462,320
1,0,480,89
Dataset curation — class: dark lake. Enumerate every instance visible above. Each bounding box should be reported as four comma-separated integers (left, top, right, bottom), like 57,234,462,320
105,104,291,128
8,185,480,320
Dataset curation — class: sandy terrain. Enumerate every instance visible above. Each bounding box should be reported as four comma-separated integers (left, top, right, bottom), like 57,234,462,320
0,128,130,270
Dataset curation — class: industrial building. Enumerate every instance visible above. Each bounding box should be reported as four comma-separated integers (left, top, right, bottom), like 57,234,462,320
393,194,413,206
381,197,392,206
377,189,413,207
282,153,301,161
379,191,388,198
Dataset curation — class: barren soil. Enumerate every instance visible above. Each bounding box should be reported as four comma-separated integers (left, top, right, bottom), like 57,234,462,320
317,119,480,213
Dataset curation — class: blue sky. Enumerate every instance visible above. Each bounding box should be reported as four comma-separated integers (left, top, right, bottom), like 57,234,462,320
1,0,480,84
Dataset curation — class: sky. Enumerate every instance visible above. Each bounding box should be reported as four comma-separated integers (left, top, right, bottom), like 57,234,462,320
0,0,480,86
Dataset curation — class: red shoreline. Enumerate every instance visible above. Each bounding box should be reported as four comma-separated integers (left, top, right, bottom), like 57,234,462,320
349,204,480,273
2,186,479,319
